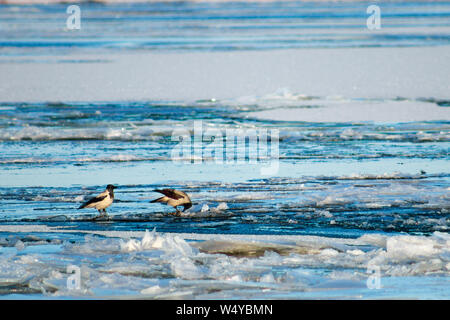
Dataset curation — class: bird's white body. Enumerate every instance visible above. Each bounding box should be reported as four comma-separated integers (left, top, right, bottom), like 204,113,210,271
83,190,113,210
78,185,116,216
151,189,192,215
158,195,189,208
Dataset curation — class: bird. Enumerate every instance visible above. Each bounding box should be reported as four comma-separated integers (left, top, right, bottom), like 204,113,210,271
150,189,192,216
78,184,116,216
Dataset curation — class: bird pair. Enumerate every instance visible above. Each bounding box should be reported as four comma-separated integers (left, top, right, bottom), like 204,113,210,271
78,185,192,217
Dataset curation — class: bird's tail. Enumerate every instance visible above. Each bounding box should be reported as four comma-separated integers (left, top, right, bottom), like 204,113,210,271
78,203,86,209
150,197,165,203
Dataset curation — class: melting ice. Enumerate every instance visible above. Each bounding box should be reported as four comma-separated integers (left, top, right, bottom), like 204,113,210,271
0,228,448,299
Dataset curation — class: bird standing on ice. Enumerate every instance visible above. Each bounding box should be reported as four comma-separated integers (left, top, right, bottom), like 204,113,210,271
150,189,192,215
78,184,116,216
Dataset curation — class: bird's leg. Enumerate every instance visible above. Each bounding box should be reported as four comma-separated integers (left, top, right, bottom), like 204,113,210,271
169,207,182,216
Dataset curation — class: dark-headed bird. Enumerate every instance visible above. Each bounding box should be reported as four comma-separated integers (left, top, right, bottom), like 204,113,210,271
150,189,192,215
78,184,116,216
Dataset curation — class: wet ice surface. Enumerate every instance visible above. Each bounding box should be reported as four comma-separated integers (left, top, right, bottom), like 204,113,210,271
1,1,450,299
0,229,449,299
0,172,449,236
0,97,449,299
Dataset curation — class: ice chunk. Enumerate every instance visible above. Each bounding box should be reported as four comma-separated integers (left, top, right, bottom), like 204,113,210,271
140,285,162,295
259,272,276,283
347,249,364,256
317,196,349,206
358,234,388,248
316,210,333,218
386,235,439,260
226,275,242,282
14,240,25,251
319,248,339,257
215,202,228,211
170,256,203,280
120,229,196,257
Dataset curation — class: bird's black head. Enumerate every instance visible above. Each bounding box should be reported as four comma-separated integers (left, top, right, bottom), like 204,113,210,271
106,184,117,191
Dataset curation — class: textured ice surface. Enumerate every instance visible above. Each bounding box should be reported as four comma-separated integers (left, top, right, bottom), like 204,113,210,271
0,0,449,300
0,228,448,299
1,172,448,236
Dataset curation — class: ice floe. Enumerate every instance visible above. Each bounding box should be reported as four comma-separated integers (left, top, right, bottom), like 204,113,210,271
0,227,448,298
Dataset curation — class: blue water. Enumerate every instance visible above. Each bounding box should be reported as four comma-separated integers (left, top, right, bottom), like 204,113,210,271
0,99,448,237
1,1,450,55
0,1,449,299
